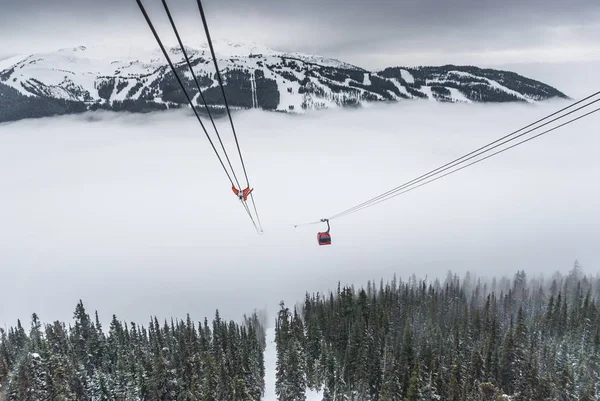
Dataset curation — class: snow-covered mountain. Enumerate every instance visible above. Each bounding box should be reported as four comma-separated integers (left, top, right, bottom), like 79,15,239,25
0,41,568,123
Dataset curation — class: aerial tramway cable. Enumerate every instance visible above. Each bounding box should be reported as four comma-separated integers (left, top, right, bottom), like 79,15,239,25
330,94,600,220
161,0,243,191
295,91,600,228
331,91,600,220
135,0,260,232
196,0,264,233
337,104,600,218
135,0,234,187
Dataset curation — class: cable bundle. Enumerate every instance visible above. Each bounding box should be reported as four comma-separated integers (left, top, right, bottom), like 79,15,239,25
296,91,600,226
136,0,263,233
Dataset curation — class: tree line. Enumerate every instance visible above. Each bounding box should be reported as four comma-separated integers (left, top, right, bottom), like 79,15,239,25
0,301,266,400
2,261,598,400
275,261,600,400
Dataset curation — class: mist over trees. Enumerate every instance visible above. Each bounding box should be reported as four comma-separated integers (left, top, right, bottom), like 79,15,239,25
275,261,600,400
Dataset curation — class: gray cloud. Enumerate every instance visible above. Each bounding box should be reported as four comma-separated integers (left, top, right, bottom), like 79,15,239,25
0,0,599,68
1,100,599,328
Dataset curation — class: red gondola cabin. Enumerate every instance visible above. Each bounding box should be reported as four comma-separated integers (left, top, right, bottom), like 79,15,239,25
317,232,331,245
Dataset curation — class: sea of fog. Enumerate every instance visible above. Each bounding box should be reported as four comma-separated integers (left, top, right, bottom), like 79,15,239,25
1,100,599,328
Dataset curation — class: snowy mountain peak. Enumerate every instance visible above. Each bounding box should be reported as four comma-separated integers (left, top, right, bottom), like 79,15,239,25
0,43,569,123
196,39,278,57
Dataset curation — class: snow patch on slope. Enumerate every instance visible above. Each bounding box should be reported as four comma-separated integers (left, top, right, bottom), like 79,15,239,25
280,52,363,71
448,70,531,102
420,86,435,100
273,68,305,113
447,87,472,103
400,69,414,84
389,78,412,97
0,54,28,71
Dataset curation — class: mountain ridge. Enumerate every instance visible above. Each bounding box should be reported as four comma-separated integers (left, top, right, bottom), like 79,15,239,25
0,42,569,123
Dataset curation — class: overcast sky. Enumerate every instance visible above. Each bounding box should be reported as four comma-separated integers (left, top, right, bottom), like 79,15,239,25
1,101,599,328
0,0,599,69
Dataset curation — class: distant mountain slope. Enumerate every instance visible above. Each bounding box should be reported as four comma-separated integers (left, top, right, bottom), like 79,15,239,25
0,42,569,123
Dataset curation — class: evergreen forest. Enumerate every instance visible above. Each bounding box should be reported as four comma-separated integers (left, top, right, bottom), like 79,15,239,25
0,303,266,400
2,261,599,400
275,262,600,400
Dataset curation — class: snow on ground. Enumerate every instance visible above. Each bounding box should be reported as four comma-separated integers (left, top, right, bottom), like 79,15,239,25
0,47,160,98
0,54,28,70
363,73,371,86
198,40,281,58
263,327,322,401
274,77,304,112
419,85,435,100
400,69,414,84
389,77,412,97
281,52,362,71
268,58,306,112
0,41,367,112
448,70,531,102
447,87,472,103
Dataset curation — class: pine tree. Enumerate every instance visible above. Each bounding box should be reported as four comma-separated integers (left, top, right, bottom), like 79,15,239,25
499,319,515,394
233,376,250,401
380,339,401,401
28,351,49,401
0,328,12,387
404,361,422,401
286,337,307,401
513,306,529,394
399,321,414,398
202,352,218,401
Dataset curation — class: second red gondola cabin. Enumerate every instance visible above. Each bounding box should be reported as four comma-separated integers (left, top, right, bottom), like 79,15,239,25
317,232,331,245
317,218,331,245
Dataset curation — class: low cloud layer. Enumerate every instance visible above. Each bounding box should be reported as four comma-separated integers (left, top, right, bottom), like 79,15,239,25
1,99,599,329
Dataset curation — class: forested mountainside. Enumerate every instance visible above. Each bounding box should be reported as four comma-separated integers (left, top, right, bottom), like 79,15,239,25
0,43,568,123
0,302,266,400
275,262,600,401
